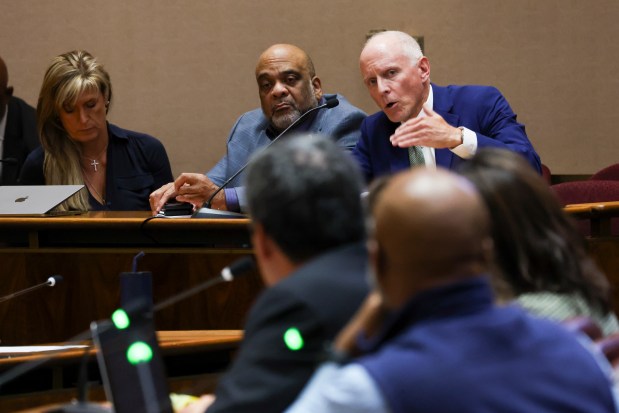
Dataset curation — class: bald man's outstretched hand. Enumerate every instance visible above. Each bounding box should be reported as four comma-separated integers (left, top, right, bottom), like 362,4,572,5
390,104,463,150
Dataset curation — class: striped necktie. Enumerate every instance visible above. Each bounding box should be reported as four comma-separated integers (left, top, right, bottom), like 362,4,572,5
408,146,425,167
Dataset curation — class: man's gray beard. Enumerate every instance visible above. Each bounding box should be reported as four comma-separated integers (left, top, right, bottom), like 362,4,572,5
271,91,319,131
271,107,302,131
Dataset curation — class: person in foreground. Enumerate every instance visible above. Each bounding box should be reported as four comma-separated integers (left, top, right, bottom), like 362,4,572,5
353,30,541,182
150,43,366,214
0,55,39,184
180,135,368,413
286,168,617,413
459,148,619,336
19,50,173,211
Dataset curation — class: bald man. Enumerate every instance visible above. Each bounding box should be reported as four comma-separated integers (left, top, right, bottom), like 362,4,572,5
352,31,541,183
150,44,366,214
287,168,617,413
0,56,39,184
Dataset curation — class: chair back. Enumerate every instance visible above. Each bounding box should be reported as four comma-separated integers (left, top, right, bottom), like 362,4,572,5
552,180,619,236
541,164,552,185
591,163,619,181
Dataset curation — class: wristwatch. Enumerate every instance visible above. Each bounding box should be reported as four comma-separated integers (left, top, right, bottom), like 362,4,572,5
457,127,465,146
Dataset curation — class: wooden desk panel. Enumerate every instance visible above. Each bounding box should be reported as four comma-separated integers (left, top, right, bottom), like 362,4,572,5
0,330,243,412
0,212,253,248
0,330,243,368
0,213,263,345
2,207,619,344
563,202,619,315
564,201,619,237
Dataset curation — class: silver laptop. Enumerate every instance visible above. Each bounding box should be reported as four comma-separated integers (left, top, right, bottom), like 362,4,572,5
0,185,84,216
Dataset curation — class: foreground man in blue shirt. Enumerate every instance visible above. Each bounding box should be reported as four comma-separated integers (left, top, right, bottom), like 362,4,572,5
287,168,617,413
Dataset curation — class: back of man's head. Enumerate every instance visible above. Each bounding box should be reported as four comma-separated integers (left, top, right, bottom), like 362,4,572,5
245,134,365,263
370,168,493,309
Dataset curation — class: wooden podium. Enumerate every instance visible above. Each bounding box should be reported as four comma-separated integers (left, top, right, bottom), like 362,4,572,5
0,212,264,345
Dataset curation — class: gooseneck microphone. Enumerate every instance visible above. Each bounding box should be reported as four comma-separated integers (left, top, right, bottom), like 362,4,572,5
0,275,63,303
198,96,340,217
0,158,18,165
0,257,256,389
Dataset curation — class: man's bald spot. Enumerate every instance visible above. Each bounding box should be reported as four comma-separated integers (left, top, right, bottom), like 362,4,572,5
361,31,423,67
373,168,491,279
255,44,316,78
362,31,399,56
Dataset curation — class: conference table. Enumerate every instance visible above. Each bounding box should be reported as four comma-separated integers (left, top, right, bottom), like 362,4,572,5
0,212,263,346
0,205,618,410
0,205,618,346
563,200,619,237
0,330,243,412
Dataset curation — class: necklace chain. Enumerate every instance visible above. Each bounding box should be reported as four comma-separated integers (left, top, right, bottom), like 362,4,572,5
81,146,108,172
82,169,105,204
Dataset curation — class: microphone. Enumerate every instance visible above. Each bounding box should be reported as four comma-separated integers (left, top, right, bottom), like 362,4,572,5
55,254,254,413
0,158,18,165
0,257,256,389
0,275,63,303
195,96,340,218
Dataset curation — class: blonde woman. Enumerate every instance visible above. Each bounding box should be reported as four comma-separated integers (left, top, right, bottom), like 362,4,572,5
19,50,173,211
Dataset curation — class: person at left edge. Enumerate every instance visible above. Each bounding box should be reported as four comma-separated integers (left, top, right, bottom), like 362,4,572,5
0,55,40,185
19,50,173,211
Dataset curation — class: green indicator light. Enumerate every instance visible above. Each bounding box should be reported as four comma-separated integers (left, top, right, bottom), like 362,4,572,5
127,341,153,365
283,327,304,351
111,309,130,330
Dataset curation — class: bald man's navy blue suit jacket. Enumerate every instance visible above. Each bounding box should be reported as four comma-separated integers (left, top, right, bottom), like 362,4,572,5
352,84,541,182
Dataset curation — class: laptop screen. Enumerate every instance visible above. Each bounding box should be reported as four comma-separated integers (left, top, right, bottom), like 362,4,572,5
0,185,84,215
91,305,172,413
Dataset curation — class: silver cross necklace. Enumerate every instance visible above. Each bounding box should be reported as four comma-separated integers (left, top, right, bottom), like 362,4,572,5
82,145,108,172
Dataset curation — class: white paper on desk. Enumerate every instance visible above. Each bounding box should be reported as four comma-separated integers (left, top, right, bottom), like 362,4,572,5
155,213,193,219
0,344,88,354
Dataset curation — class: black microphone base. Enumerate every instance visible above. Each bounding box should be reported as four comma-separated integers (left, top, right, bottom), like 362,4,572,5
46,401,111,412
192,207,246,219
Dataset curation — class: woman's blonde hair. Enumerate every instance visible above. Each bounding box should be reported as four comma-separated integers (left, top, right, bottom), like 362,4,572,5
37,50,112,211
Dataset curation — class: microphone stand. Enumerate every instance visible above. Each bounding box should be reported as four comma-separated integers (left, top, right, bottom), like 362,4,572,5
53,252,149,413
49,345,111,413
0,257,256,395
194,96,340,219
0,276,63,303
